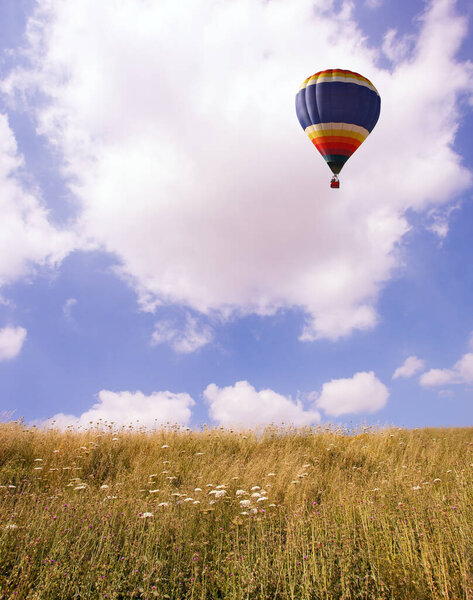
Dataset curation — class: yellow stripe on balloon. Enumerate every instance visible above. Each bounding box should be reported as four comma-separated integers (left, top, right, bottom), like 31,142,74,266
305,123,369,141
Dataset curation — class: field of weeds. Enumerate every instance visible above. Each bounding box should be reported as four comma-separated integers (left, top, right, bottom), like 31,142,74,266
0,421,472,599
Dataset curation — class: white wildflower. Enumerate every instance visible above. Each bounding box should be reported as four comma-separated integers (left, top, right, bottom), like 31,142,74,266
158,502,169,507
249,508,258,515
235,490,248,496
74,484,88,490
161,445,169,449
433,478,441,483
184,497,194,502
4,524,18,530
149,489,160,494
267,473,275,477
257,496,268,502
412,486,421,490
140,512,154,519
193,500,200,505
251,492,261,498
216,484,226,489
194,488,202,492
250,486,261,491
239,499,251,508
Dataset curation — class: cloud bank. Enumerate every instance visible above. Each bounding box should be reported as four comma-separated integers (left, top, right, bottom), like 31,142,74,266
47,390,195,429
2,0,472,343
420,353,473,387
315,371,389,417
204,380,321,428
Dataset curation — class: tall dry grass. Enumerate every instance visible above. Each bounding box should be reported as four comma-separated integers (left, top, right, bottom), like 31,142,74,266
0,420,472,599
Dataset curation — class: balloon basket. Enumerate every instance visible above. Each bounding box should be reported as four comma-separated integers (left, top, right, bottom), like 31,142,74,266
330,176,340,189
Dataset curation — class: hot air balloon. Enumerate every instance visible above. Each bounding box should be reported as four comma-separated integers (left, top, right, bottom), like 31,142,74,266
295,69,380,188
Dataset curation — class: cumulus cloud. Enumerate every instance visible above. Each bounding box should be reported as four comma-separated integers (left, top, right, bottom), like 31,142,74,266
151,313,213,353
46,389,195,429
315,371,389,417
392,355,426,379
0,326,27,361
204,380,321,428
0,114,75,288
420,352,473,387
3,0,472,341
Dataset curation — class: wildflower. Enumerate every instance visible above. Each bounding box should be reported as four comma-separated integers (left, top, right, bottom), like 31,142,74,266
298,473,308,478
235,490,248,496
53,449,59,453
433,478,441,483
34,458,43,462
446,469,452,473
302,464,311,468
250,486,261,491
33,467,43,471
4,524,18,530
158,502,169,507
74,484,88,490
8,485,16,488
140,512,154,519
161,445,169,449
291,480,299,484
372,488,380,492
100,485,109,490
240,511,249,515
412,486,421,491
193,500,200,505
267,473,275,477
112,438,118,441
206,483,214,487
269,503,276,507
149,489,160,494
216,484,226,489
249,508,258,515
251,492,261,498
184,497,194,502
257,497,268,502
149,473,158,478
194,488,202,492
240,500,251,508
163,460,170,464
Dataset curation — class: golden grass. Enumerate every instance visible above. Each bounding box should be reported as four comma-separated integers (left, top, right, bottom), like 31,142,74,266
0,420,472,599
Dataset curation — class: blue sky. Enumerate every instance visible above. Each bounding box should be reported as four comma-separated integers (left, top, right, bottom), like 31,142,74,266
0,0,472,430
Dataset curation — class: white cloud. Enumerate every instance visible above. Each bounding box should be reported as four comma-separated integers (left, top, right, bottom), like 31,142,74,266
3,0,472,340
0,114,76,289
420,352,473,387
204,380,321,428
46,389,195,429
62,297,77,318
392,355,425,379
151,313,213,353
0,326,27,361
316,371,389,416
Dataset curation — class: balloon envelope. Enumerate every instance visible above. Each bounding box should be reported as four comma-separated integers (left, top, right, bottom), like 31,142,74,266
295,69,380,175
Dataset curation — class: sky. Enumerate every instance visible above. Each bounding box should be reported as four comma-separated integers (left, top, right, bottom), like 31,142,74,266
0,0,472,430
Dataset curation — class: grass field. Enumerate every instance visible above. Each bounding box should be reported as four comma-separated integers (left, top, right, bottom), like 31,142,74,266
0,420,472,599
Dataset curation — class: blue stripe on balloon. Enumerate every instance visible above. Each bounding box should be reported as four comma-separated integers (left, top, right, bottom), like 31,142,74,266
295,81,380,132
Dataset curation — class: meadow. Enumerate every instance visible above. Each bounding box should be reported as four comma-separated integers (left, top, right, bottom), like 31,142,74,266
0,420,472,600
